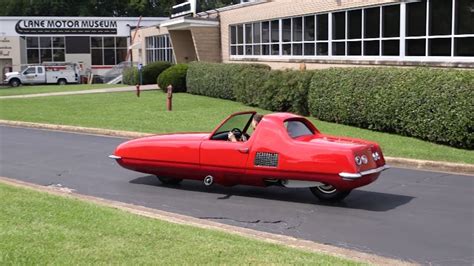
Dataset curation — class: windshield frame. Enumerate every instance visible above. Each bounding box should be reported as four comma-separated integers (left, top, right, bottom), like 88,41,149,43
209,111,256,140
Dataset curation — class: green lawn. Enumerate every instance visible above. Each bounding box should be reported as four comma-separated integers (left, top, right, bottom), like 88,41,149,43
0,183,357,265
0,91,472,164
0,84,126,97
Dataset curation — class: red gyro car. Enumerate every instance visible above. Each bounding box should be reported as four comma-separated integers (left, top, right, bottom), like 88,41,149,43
110,111,389,202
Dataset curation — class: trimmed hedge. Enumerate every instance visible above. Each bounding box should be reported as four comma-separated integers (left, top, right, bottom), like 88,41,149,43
142,61,172,85
187,62,473,149
122,67,138,85
308,67,474,149
157,64,188,92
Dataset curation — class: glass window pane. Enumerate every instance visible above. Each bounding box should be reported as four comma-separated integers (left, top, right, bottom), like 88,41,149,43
245,24,252,44
253,23,261,43
304,16,315,41
104,37,115,48
262,22,270,43
40,37,52,48
364,40,380,55
40,48,52,62
115,37,127,48
282,19,291,42
455,37,474,56
348,41,362,55
293,43,302,55
333,12,345,40
271,43,279,55
304,43,315,56
245,45,252,55
293,17,303,42
253,45,261,55
231,46,236,55
52,37,65,48
116,48,127,63
262,44,270,55
317,14,328,40
271,20,280,43
332,42,345,55
317,43,328,55
365,7,380,38
456,0,474,34
26,37,38,48
348,10,362,39
383,5,400,37
27,49,39,64
104,49,116,65
237,45,244,55
429,38,451,56
407,1,427,36
429,1,452,35
230,26,236,44
91,49,103,65
382,40,399,55
282,44,291,55
91,37,102,48
237,25,243,44
53,49,65,62
406,39,426,56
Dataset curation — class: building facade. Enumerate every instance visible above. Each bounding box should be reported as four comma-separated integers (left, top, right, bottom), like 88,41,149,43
0,16,166,75
133,0,473,69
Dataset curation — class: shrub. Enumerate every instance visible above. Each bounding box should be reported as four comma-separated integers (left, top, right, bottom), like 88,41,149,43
157,64,189,92
142,61,172,85
122,67,138,85
187,62,271,100
308,67,474,149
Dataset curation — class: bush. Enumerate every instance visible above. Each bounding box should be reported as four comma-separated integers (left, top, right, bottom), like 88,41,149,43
157,64,188,92
122,67,138,85
308,67,474,149
142,61,172,85
187,62,271,101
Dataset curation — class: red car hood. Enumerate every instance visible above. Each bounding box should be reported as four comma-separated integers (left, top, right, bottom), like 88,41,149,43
133,132,210,142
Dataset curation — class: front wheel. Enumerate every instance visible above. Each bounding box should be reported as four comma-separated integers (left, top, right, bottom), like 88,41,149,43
9,79,21,87
156,176,182,185
309,184,351,202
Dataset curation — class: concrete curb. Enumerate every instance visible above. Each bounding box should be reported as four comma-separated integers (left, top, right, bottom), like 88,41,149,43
1,119,472,176
0,176,416,265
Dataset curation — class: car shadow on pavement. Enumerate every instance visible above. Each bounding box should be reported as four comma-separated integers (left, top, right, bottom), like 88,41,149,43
129,175,414,212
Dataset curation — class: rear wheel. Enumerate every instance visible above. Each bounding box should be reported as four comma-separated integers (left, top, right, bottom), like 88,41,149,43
9,79,21,87
58,79,67,85
156,176,182,185
309,184,351,202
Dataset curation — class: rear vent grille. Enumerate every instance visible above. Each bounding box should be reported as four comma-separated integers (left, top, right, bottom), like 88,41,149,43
254,152,279,167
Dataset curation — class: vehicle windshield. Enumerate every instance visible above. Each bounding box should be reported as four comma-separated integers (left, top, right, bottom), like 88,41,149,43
211,113,254,140
285,120,314,139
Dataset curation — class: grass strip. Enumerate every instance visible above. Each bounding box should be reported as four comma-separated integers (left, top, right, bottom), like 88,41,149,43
0,84,126,97
0,182,357,265
0,91,471,164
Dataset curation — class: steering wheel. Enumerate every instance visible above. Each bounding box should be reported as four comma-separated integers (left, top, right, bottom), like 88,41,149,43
230,128,243,140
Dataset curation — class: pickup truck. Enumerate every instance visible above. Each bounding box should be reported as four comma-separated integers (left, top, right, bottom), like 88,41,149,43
4,64,79,87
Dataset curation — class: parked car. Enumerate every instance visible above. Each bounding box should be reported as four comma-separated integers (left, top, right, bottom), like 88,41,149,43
4,63,79,87
110,111,389,202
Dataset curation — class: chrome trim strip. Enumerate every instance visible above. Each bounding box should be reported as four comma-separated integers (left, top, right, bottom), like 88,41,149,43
339,165,390,180
108,155,121,160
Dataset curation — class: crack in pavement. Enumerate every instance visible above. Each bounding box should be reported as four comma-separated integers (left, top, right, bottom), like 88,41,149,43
198,216,303,231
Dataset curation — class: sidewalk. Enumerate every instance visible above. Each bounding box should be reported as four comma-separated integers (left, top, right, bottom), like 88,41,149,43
0,84,158,99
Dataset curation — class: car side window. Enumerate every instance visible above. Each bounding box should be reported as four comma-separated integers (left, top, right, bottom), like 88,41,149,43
37,67,43,74
23,67,36,75
285,120,314,138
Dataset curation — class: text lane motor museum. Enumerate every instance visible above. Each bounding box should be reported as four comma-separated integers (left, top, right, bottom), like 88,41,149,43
16,19,118,35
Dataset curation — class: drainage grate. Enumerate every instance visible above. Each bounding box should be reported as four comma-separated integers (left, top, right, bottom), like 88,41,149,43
254,152,279,167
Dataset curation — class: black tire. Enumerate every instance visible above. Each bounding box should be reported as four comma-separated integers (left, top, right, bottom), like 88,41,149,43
156,176,182,185
309,184,351,202
9,79,21,87
58,79,67,85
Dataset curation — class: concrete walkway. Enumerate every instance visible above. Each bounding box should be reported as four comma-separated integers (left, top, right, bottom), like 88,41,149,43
0,84,158,99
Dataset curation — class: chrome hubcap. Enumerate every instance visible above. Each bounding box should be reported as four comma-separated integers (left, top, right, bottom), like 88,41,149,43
316,184,337,194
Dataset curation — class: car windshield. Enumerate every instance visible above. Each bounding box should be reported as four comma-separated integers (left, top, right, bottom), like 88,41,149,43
285,120,314,138
214,113,254,135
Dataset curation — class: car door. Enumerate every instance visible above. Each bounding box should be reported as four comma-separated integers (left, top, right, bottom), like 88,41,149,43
34,67,45,84
21,67,36,84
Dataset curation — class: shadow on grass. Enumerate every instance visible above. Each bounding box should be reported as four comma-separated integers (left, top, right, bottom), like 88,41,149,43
129,175,414,212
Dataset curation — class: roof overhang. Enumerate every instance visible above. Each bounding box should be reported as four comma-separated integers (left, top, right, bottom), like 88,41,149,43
160,17,219,30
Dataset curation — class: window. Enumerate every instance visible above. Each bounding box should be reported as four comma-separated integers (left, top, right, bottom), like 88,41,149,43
25,36,65,64
229,0,473,60
90,37,127,65
285,120,314,139
145,35,174,64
